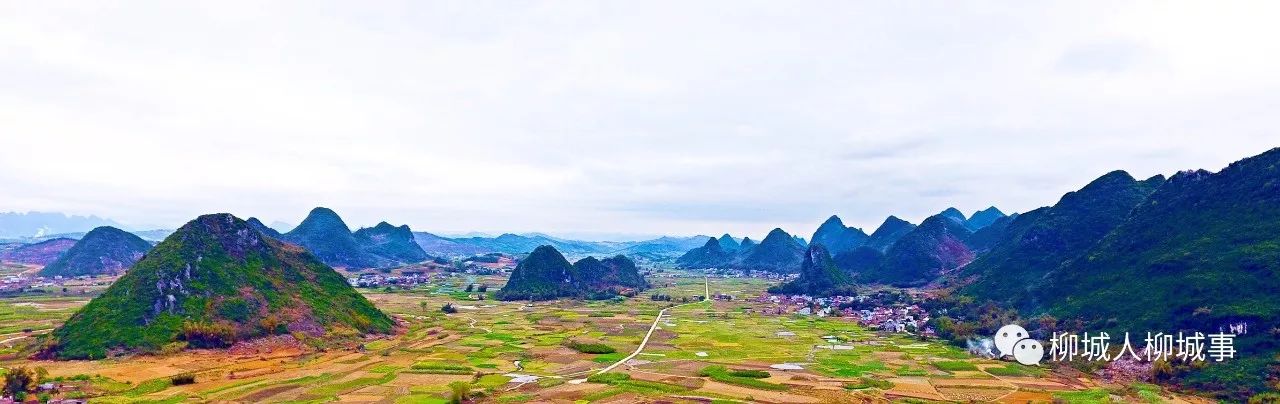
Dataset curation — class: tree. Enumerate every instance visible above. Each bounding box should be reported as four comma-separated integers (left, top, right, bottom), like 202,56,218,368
448,381,471,403
2,366,39,398
420,300,429,313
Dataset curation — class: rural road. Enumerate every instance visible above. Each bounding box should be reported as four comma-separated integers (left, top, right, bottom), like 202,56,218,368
594,277,709,375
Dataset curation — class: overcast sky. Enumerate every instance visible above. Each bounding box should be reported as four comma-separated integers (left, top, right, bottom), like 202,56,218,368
2,1,1279,240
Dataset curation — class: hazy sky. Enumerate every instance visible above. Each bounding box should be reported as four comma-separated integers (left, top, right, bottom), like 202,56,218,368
2,1,1279,240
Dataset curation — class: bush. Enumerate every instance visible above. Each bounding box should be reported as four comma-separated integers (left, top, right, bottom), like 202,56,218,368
565,341,616,354
448,381,471,404
180,321,237,348
728,369,770,378
170,374,196,385
3,367,39,397
698,365,787,391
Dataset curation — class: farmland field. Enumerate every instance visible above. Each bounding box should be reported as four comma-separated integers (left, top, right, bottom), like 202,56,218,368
0,271,1209,403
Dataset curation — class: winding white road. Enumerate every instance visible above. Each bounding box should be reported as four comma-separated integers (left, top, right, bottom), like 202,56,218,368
594,277,709,375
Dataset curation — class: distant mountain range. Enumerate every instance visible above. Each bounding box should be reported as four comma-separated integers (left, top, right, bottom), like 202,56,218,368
0,208,710,271
1,228,173,243
0,212,125,239
677,207,1008,279
411,231,709,260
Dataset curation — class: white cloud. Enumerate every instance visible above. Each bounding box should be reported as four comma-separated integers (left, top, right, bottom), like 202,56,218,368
1,1,1278,238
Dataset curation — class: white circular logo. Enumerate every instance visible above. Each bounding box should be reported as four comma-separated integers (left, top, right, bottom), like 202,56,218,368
995,323,1043,366
993,324,1029,357
1012,339,1044,366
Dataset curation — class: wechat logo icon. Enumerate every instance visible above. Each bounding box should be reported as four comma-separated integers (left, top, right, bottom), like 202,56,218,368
995,324,1044,366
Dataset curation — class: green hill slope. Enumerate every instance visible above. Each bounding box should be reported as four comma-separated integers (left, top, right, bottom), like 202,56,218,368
958,170,1164,310
574,255,649,292
496,245,580,301
862,216,915,252
863,213,974,286
39,226,152,277
769,244,856,296
497,246,649,301
738,228,805,273
283,207,379,268
810,215,869,255
1044,149,1280,332
676,237,733,269
44,213,394,359
354,222,429,265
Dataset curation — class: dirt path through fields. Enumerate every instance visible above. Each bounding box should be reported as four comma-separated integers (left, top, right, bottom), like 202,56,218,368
595,277,709,375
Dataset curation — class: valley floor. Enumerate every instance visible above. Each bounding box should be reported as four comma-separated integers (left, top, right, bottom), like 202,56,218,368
0,269,1214,403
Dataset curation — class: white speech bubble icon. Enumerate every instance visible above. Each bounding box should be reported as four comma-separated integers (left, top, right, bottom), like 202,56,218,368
1012,338,1044,366
994,324,1029,357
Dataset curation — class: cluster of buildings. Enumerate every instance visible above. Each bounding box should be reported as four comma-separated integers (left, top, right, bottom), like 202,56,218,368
753,293,935,336
0,274,83,294
699,268,795,281
346,271,433,288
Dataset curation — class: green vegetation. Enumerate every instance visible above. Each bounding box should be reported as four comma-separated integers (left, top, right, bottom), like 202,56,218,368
1053,388,1114,403
768,244,856,296
699,366,787,391
169,374,195,385
564,340,617,354
959,170,1162,312
447,381,471,404
353,221,430,265
895,365,928,376
282,207,382,268
409,362,474,375
810,215,869,255
727,369,770,378
496,246,647,301
587,372,690,395
861,213,975,286
678,228,804,273
931,360,977,372
46,213,395,359
40,226,152,277
307,371,397,398
984,364,1043,377
586,373,631,384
